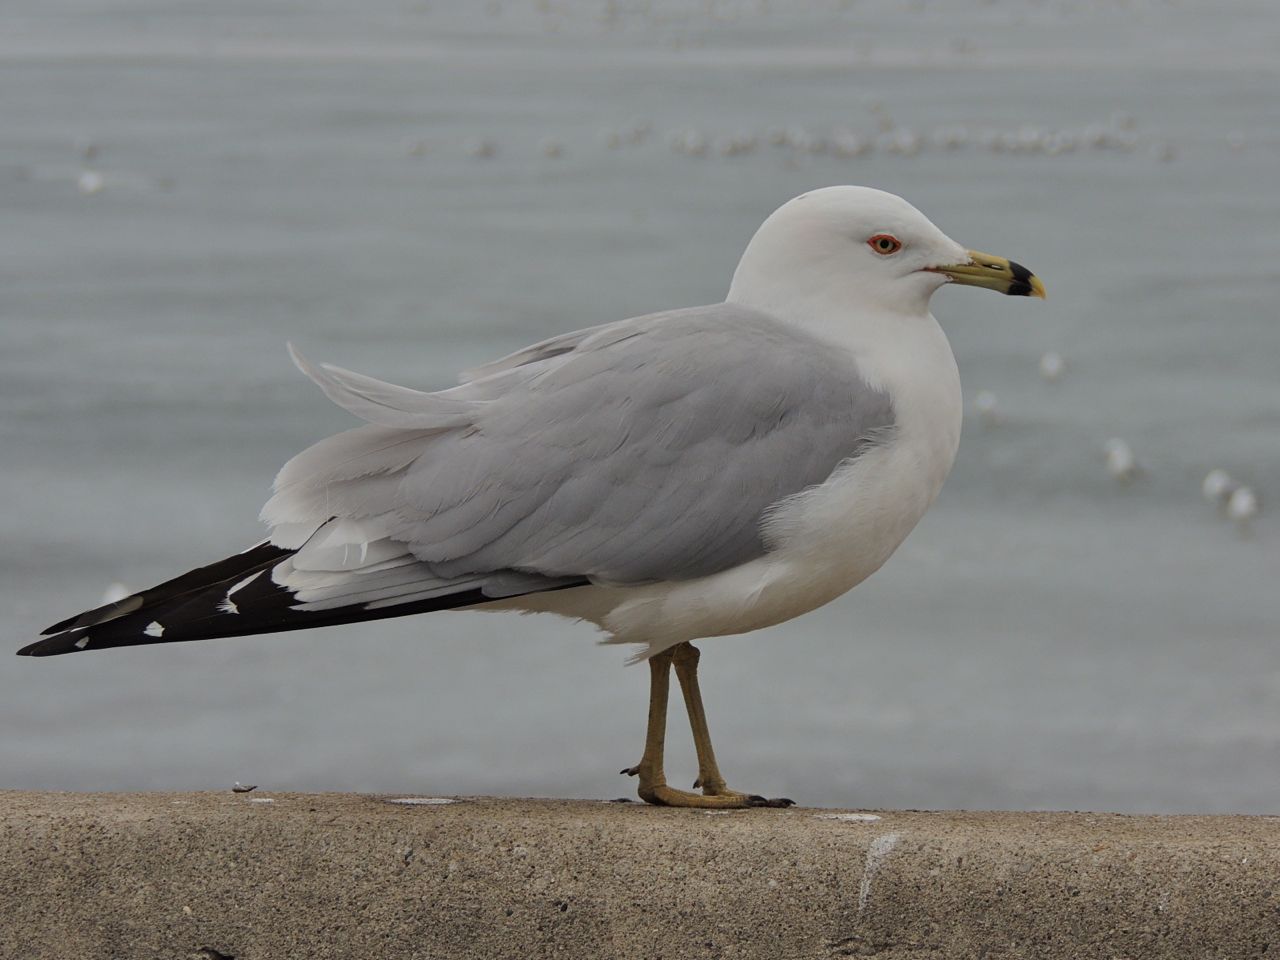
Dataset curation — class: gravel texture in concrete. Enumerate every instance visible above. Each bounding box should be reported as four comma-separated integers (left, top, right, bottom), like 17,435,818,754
2,791,1278,959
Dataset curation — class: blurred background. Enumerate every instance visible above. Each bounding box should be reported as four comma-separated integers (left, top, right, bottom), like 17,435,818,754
3,0,1277,812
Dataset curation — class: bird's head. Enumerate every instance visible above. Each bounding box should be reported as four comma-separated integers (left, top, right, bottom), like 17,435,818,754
727,185,1045,320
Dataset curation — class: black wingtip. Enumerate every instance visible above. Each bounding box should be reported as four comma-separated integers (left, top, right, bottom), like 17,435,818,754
16,634,82,657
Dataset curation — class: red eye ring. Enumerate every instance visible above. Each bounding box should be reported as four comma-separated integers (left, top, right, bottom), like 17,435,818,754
868,234,902,255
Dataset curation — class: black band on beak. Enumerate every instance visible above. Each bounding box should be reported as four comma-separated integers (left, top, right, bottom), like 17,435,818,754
1007,260,1036,297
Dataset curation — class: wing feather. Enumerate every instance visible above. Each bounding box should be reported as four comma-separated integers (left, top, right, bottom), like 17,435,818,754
270,303,894,588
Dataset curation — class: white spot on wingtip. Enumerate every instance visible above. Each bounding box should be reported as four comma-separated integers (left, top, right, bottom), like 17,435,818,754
857,832,902,912
144,621,164,637
217,571,263,615
227,571,263,597
74,636,90,649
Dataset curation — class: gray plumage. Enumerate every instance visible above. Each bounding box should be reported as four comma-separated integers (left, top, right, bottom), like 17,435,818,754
263,303,895,609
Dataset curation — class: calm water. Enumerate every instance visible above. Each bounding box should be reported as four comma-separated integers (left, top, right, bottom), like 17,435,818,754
2,0,1278,812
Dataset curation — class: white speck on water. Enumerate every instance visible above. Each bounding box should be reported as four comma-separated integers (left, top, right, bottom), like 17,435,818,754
784,126,821,153
716,133,757,157
831,129,868,157
816,812,882,822
858,832,902,911
1227,486,1259,530
668,126,707,156
877,129,919,156
246,797,275,803
974,389,1000,426
77,170,104,195
1039,351,1065,382
1202,469,1236,504
388,797,456,805
1044,131,1078,155
1105,438,1138,483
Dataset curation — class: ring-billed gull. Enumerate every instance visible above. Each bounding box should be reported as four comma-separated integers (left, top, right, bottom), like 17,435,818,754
18,186,1044,808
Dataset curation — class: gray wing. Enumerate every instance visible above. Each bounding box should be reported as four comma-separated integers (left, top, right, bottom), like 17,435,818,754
261,304,894,610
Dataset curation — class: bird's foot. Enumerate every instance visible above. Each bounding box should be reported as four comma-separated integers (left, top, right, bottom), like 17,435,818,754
694,776,794,808
621,766,793,808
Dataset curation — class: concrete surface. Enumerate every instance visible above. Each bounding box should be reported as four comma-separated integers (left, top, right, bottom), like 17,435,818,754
2,792,1278,959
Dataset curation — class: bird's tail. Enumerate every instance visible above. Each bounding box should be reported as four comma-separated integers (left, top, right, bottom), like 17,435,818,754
15,540,504,657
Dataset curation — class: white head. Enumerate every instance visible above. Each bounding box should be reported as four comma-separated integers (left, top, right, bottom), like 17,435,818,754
727,186,1043,321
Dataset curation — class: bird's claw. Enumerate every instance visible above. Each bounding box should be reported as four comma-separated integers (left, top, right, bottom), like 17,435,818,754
746,795,795,808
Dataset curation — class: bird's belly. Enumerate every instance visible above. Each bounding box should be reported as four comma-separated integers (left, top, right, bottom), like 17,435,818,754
542,433,954,657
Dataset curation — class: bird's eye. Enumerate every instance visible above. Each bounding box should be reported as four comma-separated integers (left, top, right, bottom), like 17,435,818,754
868,234,902,255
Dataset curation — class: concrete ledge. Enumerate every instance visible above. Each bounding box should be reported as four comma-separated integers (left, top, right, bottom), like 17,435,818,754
3,792,1278,959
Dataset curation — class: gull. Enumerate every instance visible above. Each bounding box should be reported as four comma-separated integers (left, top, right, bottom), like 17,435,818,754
1202,469,1236,506
1227,486,1259,532
1038,350,1065,382
1105,438,1139,483
77,170,104,195
973,389,1001,427
17,186,1045,808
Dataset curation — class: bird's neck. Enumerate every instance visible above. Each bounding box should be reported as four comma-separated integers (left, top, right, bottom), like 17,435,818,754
728,244,945,320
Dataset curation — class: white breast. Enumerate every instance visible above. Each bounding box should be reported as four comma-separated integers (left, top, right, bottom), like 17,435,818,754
716,311,962,631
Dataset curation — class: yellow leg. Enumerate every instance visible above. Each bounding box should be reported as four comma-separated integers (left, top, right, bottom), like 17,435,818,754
671,642,739,798
621,642,793,808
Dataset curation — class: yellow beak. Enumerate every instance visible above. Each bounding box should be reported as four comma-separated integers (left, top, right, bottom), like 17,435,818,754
930,249,1046,299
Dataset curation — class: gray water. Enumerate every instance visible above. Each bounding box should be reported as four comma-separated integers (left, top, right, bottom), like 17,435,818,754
3,0,1278,812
